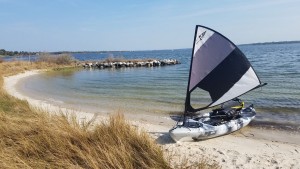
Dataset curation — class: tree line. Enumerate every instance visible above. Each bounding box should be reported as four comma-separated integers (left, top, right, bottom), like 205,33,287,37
0,49,36,56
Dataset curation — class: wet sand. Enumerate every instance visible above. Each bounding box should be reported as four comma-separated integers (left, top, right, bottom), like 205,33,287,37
4,70,300,168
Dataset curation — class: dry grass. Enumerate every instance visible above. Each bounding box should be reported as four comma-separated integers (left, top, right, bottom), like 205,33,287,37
0,61,220,169
0,108,169,168
0,61,169,169
0,61,74,77
37,53,75,65
104,55,126,62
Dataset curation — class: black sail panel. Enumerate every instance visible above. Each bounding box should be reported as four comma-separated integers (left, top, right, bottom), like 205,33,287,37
197,48,251,102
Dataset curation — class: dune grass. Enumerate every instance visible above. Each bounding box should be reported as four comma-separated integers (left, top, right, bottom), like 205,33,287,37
0,61,170,168
0,61,220,169
0,108,169,168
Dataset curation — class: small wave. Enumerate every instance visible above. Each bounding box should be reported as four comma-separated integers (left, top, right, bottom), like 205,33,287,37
249,120,300,132
257,106,300,114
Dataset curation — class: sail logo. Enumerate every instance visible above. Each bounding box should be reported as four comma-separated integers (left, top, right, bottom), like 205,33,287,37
196,31,206,44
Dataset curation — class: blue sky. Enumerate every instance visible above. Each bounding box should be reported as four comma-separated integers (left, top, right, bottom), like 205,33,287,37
0,0,300,52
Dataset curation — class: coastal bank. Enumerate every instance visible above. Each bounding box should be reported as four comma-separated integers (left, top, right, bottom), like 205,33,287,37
4,68,300,169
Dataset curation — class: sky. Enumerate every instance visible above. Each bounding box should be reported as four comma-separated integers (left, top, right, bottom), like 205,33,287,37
0,0,300,52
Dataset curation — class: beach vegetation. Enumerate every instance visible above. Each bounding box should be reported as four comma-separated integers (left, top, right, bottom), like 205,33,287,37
104,55,125,62
37,53,75,65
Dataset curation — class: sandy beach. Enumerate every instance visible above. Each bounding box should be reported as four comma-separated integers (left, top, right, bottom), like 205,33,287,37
4,70,300,168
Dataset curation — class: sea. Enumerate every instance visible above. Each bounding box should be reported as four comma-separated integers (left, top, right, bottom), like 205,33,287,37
14,42,300,130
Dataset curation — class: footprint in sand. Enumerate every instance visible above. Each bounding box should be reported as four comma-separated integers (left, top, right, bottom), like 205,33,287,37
226,150,240,156
246,156,252,163
271,159,278,164
198,147,205,152
232,158,237,165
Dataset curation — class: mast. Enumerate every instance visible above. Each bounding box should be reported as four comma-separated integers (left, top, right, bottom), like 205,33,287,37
184,26,199,116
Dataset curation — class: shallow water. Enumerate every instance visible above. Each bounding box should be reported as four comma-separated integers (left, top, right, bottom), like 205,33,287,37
17,43,300,129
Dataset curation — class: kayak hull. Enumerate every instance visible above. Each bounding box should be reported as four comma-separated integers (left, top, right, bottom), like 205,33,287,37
169,106,256,142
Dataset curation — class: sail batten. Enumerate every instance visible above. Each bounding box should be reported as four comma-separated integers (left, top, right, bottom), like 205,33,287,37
185,25,263,113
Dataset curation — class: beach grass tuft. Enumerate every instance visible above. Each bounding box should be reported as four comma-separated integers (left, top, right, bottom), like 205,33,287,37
0,86,169,168
0,108,170,168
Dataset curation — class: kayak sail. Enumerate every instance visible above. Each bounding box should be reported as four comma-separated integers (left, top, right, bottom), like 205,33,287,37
169,25,267,142
185,25,264,113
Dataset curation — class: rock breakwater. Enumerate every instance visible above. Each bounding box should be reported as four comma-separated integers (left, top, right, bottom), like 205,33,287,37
81,59,180,69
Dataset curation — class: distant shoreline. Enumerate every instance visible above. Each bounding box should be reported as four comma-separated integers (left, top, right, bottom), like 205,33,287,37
239,40,300,46
2,40,300,57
